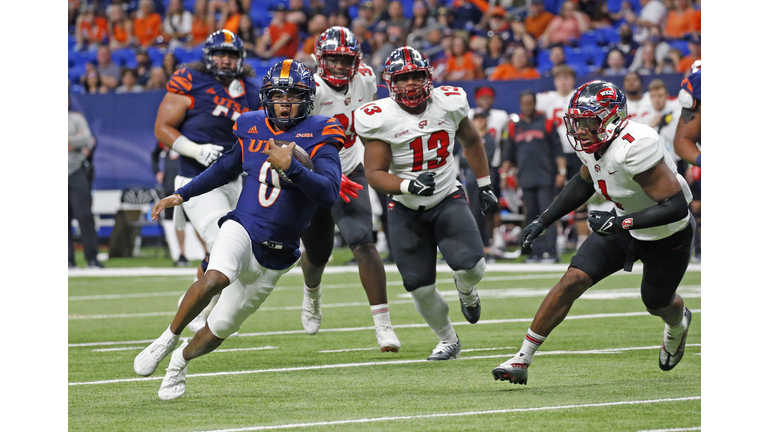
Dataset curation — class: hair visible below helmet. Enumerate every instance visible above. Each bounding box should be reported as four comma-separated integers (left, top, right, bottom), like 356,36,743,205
260,59,316,129
315,26,362,87
202,29,245,81
382,46,434,108
564,80,628,154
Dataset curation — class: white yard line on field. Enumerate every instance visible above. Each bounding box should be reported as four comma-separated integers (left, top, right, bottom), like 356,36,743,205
67,308,702,348
68,343,701,386
187,397,701,432
637,428,701,432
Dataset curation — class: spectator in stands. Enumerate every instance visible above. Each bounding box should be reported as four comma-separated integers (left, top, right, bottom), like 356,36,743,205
644,79,682,161
75,4,109,51
287,0,311,35
145,67,168,90
436,6,455,30
481,32,507,78
632,40,658,75
238,14,259,59
538,0,590,48
508,14,537,56
623,71,653,122
501,91,566,263
163,0,193,51
601,23,639,70
356,1,376,28
95,45,121,90
135,47,153,86
657,47,682,73
525,0,555,40
663,0,697,39
676,32,700,73
352,18,374,58
370,21,395,73
628,25,670,73
190,0,212,46
208,0,244,34
106,4,134,50
81,67,109,94
489,46,540,81
601,49,628,76
482,7,510,38
162,51,179,77
134,0,163,47
542,44,567,77
580,0,613,29
116,68,145,93
626,0,668,43
370,0,390,23
295,14,327,66
450,0,484,31
413,25,445,61
69,97,103,268
255,4,300,59
444,35,482,81
409,0,437,35
385,1,410,40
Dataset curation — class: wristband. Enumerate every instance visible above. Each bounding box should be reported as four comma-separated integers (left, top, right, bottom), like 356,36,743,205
400,179,412,195
171,135,199,158
558,168,567,175
695,154,701,167
476,175,492,188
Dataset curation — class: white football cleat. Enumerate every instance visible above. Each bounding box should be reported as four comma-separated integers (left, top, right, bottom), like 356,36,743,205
375,325,401,353
427,337,461,361
492,353,530,385
133,328,180,376
158,342,189,400
301,286,322,335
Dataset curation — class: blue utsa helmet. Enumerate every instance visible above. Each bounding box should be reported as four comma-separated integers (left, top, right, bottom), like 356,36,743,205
382,46,434,108
678,63,701,110
202,29,245,81
260,59,316,129
564,80,628,154
314,26,363,87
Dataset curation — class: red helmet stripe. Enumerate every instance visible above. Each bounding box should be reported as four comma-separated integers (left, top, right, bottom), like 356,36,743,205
403,46,411,65
339,27,345,47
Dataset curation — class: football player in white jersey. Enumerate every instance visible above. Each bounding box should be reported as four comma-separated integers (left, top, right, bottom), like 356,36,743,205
493,80,694,385
298,26,401,352
623,71,653,123
535,65,587,249
644,79,682,168
356,46,498,361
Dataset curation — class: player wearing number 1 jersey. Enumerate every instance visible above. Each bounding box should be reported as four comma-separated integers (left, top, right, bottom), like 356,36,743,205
493,80,694,385
297,26,401,352
356,46,498,361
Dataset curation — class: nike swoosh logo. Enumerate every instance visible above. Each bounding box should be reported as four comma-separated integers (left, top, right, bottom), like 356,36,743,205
609,171,618,175
438,120,446,125
453,194,462,198
358,97,364,101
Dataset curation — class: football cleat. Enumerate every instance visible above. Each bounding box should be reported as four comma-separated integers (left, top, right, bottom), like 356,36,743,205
301,286,322,335
158,342,189,400
427,337,461,361
659,307,692,371
133,328,180,376
492,354,530,385
454,275,481,324
375,325,401,353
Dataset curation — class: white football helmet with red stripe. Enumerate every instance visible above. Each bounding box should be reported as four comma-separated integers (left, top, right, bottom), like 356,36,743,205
382,46,434,108
314,26,362,88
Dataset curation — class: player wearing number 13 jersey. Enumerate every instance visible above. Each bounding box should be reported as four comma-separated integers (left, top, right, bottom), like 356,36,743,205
356,46,498,361
493,81,694,386
297,26,401,353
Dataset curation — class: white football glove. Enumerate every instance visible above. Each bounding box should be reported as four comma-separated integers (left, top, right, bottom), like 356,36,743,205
172,135,224,167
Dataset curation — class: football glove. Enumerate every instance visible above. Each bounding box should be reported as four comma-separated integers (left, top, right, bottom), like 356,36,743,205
588,208,621,235
479,185,498,215
408,172,436,196
339,173,364,203
196,143,224,167
521,219,546,252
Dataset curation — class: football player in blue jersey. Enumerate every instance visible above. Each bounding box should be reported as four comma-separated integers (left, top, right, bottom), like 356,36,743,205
153,29,261,333
134,60,343,400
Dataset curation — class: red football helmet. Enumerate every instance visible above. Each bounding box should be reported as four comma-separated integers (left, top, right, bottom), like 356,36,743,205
382,46,434,108
564,80,628,154
314,26,362,87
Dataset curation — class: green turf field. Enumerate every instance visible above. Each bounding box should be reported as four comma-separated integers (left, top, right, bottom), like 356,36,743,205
68,258,701,432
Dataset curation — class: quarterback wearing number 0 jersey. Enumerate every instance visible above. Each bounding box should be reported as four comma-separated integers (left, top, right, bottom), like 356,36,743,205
355,85,469,210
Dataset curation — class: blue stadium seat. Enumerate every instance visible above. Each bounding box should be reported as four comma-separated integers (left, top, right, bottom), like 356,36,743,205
174,46,203,64
581,44,608,67
69,64,86,85
597,26,620,45
568,62,591,77
147,46,166,67
250,2,273,28
536,49,551,67
112,48,136,68
606,0,625,14
566,49,589,67
70,50,98,68
668,39,691,57
579,31,599,47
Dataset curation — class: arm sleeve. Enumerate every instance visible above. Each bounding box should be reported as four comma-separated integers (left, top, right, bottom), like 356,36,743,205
617,189,689,230
283,143,341,208
538,173,595,227
174,145,243,201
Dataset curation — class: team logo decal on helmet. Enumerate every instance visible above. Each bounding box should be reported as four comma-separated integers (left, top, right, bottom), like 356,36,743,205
314,26,362,87
202,29,245,81
564,80,628,154
382,46,434,108
260,59,316,129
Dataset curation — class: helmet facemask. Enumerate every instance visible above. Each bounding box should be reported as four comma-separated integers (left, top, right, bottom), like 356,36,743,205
384,69,433,108
564,106,626,154
316,52,361,87
261,85,315,129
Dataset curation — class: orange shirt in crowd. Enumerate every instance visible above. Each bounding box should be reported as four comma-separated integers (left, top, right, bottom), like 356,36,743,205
190,18,210,45
301,35,318,55
265,21,299,58
677,54,700,73
111,22,130,45
664,8,698,39
79,16,109,44
134,12,163,46
525,11,555,39
445,52,481,80
489,64,541,81
222,13,241,34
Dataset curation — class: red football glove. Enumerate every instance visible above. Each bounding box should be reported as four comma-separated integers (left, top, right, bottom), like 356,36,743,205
339,173,363,203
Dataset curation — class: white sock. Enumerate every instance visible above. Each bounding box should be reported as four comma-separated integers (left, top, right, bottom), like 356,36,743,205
516,328,546,365
411,284,457,344
371,304,392,327
304,283,321,298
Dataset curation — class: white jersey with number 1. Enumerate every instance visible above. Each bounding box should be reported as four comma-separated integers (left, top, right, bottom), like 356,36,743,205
311,63,378,175
354,85,470,210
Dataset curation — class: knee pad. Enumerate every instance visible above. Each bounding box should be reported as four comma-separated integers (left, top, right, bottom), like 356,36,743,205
208,316,240,339
411,284,449,317
454,257,486,289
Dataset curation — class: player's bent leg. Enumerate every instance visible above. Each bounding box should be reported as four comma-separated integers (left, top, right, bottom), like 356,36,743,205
299,207,335,334
410,284,460,360
453,257,485,324
157,325,227,401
